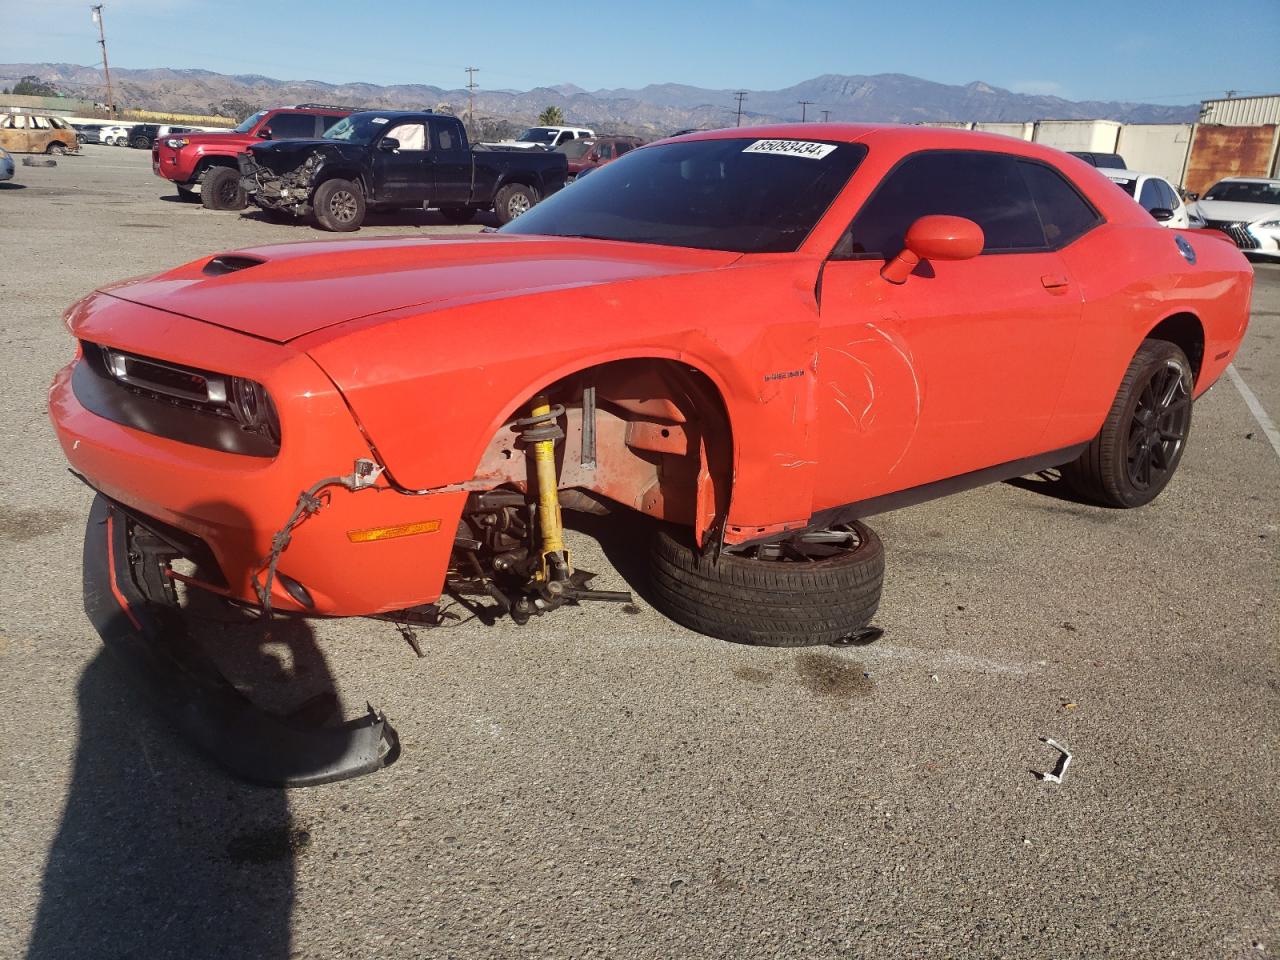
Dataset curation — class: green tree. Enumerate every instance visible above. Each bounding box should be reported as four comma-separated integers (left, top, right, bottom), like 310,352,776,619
214,97,259,121
537,105,565,125
13,75,59,97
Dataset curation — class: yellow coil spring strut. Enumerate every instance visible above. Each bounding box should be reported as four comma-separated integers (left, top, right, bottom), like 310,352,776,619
527,394,570,581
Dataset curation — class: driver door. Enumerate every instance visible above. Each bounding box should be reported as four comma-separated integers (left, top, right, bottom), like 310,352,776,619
814,150,1095,511
372,121,431,205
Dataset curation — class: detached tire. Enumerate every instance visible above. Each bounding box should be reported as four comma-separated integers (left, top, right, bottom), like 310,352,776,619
649,523,884,646
313,178,365,232
494,183,536,224
200,166,245,210
1062,338,1193,508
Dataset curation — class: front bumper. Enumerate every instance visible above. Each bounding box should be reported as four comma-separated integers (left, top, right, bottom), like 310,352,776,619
50,293,466,616
84,494,399,786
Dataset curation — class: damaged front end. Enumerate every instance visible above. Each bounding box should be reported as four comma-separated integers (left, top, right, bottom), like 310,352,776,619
83,493,400,787
239,149,324,216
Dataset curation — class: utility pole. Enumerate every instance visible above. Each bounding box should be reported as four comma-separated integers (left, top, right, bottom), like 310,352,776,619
733,90,748,126
465,66,480,138
90,5,115,117
797,100,813,122
820,109,830,122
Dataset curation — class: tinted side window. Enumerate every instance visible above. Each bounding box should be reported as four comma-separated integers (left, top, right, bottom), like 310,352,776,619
269,113,320,139
616,141,634,156
1159,180,1180,209
1017,161,1101,247
321,115,346,133
843,151,1044,258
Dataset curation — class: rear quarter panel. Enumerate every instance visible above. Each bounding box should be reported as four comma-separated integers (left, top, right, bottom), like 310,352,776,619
1049,223,1252,447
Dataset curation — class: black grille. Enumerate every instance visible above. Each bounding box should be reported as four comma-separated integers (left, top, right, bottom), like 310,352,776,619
1204,220,1260,249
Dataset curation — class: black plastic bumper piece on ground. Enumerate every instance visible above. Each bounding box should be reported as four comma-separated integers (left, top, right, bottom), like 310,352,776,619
83,494,399,787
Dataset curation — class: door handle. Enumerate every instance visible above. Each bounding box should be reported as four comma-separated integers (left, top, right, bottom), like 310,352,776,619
1041,274,1070,292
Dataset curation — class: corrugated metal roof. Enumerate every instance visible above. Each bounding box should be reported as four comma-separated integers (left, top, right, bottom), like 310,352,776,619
1200,95,1280,126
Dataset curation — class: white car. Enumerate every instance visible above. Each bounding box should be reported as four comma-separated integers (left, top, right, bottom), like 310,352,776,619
1103,169,1199,229
1189,177,1280,258
99,125,132,146
493,125,595,150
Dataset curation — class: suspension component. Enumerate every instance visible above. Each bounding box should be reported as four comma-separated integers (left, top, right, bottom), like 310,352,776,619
516,394,572,584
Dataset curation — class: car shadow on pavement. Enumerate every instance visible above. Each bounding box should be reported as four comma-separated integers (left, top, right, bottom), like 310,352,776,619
24,540,352,959
0,182,28,190
1004,467,1095,505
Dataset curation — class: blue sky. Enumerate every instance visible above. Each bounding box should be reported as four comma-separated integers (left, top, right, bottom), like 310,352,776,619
1,0,1276,103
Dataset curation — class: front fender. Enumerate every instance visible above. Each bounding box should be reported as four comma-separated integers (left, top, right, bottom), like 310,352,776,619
301,259,826,531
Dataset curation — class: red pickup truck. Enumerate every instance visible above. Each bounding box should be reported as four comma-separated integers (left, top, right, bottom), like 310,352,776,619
153,105,352,210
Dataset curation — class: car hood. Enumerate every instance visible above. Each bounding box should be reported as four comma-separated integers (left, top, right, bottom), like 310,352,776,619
99,235,741,343
1191,199,1280,223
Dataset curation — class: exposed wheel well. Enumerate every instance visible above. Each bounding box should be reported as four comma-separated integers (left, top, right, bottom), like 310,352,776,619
1146,312,1204,382
469,359,734,543
194,155,239,177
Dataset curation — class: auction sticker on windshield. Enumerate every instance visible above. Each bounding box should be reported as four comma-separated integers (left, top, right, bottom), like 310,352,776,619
743,139,837,160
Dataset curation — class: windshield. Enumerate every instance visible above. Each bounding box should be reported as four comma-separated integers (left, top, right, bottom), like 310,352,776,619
556,140,592,159
323,114,393,144
517,127,558,144
502,137,867,254
235,111,267,134
1202,180,1280,204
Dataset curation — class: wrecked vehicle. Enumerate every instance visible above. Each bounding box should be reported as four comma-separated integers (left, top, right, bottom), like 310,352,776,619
152,104,353,208
239,110,568,229
50,124,1252,783
0,114,79,155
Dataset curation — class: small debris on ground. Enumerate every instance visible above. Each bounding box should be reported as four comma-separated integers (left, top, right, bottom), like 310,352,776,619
1062,701,1078,711
1062,621,1078,632
1036,736,1073,784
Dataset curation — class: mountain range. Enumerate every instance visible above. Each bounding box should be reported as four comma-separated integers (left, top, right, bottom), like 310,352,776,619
2,62,1199,134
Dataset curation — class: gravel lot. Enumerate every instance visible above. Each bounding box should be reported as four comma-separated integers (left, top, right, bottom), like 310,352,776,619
2,145,1277,959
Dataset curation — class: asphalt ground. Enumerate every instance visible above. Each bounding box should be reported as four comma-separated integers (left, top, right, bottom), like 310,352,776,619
1,145,1277,959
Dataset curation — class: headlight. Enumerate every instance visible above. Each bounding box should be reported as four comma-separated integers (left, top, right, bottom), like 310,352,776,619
165,137,189,149
1258,219,1280,229
230,376,281,441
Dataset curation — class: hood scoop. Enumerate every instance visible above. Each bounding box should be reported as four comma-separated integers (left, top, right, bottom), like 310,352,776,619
203,254,266,277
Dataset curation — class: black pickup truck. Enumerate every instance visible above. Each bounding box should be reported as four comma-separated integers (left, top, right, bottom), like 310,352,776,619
239,110,569,231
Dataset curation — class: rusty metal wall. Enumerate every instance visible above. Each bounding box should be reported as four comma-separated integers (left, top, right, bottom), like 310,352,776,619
1184,124,1280,195
1199,95,1280,126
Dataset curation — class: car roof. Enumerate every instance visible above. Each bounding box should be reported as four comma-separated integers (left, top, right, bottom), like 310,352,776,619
1214,176,1280,185
1103,169,1156,181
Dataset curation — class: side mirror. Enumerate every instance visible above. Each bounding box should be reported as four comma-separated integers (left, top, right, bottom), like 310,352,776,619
881,215,984,284
378,137,400,152
1149,207,1175,222
257,128,272,139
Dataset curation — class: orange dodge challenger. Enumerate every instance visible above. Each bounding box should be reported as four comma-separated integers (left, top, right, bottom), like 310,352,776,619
50,124,1252,783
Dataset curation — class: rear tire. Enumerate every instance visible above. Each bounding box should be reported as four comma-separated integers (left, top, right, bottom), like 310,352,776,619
648,523,884,646
493,183,536,224
131,136,151,150
313,178,365,232
439,205,476,224
1062,339,1193,508
46,142,66,156
200,166,245,210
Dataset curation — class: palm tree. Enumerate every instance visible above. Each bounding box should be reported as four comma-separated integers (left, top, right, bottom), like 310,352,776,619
537,106,565,126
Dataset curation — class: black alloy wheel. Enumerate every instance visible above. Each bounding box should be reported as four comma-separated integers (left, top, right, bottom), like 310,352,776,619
1126,358,1191,493
1062,338,1194,508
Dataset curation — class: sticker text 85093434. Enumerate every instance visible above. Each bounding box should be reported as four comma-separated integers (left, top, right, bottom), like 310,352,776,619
742,140,837,160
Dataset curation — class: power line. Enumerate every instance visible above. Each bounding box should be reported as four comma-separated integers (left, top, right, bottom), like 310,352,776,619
90,4,114,116
733,90,748,126
797,100,813,122
820,109,830,122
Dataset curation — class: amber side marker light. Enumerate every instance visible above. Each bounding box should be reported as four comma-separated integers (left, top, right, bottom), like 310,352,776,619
347,520,442,543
